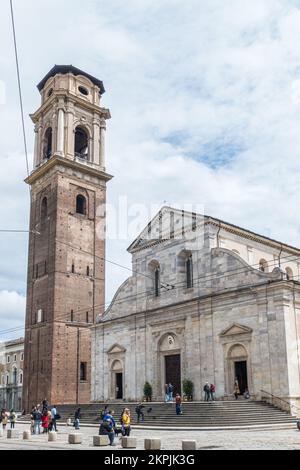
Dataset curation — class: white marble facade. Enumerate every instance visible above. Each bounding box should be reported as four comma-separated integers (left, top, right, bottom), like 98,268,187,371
92,208,300,412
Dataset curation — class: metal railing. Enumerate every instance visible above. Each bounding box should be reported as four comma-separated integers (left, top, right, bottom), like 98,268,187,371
261,389,300,416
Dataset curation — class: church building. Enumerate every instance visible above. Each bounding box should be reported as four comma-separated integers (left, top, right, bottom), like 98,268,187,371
92,207,300,410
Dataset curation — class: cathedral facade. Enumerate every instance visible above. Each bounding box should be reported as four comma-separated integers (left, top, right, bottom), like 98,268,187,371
92,208,300,410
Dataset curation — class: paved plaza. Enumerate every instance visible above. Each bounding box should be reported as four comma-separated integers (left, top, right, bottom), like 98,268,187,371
0,423,300,450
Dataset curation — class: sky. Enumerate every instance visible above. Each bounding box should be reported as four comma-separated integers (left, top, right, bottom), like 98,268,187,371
1,0,300,339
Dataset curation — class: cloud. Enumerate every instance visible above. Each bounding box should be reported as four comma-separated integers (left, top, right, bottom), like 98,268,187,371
1,0,300,336
0,291,25,341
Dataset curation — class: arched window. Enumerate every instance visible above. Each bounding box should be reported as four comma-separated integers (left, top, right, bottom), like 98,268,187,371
259,259,269,273
19,372,23,385
43,128,53,159
12,368,17,386
186,256,193,289
75,127,89,159
286,267,294,280
155,268,160,297
41,197,48,221
87,266,90,277
76,194,87,215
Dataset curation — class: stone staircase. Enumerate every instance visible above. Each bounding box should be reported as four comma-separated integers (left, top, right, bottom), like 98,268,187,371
22,400,296,429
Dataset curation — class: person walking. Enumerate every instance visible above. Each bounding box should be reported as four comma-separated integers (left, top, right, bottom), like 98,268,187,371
1,409,8,431
9,409,16,429
204,383,211,402
168,383,174,402
234,379,240,400
122,409,131,436
74,408,81,430
51,405,58,432
210,384,216,401
32,407,42,435
135,403,145,423
42,411,49,434
175,394,183,415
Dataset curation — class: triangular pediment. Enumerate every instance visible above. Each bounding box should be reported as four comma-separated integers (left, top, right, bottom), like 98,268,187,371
220,323,253,337
107,344,126,355
127,206,204,253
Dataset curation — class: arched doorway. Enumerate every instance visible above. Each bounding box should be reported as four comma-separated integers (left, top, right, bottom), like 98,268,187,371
227,344,249,395
111,360,124,400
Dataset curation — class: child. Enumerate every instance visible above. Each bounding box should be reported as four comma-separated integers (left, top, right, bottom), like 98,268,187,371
42,411,49,434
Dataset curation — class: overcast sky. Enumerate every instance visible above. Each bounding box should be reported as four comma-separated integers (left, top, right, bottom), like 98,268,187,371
1,0,300,340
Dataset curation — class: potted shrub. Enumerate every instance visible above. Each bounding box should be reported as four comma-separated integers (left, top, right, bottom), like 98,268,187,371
144,382,153,402
183,380,194,401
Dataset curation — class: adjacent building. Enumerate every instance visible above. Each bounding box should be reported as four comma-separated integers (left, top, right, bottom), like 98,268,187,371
92,207,300,411
0,338,24,411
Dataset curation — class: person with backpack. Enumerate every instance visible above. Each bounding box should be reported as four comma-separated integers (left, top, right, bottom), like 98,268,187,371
204,383,211,401
74,408,81,430
135,403,145,423
9,409,16,429
100,410,116,446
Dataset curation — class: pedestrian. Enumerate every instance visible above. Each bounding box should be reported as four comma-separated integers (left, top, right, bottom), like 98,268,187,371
51,405,58,432
234,379,240,400
168,383,174,402
210,384,216,401
175,394,183,415
122,408,131,436
99,417,116,446
1,409,8,431
42,411,49,434
9,409,16,429
32,407,42,435
164,384,169,402
204,383,211,401
135,403,145,423
74,408,81,430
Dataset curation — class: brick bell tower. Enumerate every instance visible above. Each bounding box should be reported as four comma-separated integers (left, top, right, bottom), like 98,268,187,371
22,65,112,410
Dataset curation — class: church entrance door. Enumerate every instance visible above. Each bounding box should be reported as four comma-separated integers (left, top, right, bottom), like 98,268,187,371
234,361,248,395
116,373,123,399
165,354,181,395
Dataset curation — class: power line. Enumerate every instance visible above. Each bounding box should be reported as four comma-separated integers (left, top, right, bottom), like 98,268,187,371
9,0,30,178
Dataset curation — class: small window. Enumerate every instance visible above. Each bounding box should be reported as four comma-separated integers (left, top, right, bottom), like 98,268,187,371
78,86,89,96
76,195,87,215
71,310,74,322
186,256,193,289
7,356,10,364
80,362,87,382
87,266,90,277
41,197,48,221
37,309,43,323
155,268,160,297
72,263,75,274
86,312,89,323
47,88,54,98
21,353,24,362
14,354,17,363
20,373,23,385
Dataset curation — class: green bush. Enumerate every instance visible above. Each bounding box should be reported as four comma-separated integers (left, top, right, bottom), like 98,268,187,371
143,382,153,402
183,380,194,401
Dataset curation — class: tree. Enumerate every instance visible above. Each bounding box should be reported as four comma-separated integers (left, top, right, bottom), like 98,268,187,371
143,382,153,402
183,380,194,401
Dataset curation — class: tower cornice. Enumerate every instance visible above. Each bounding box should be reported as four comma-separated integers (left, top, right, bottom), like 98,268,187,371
25,154,113,185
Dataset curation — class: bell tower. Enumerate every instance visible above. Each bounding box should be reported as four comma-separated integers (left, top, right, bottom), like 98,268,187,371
23,66,112,410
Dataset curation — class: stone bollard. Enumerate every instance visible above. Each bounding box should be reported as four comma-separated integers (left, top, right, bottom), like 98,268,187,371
48,432,57,442
93,435,110,447
68,433,83,445
23,431,31,440
182,440,197,451
7,429,19,439
122,437,137,449
144,438,161,450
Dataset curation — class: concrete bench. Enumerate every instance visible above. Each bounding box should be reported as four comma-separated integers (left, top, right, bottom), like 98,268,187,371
144,438,161,450
182,440,197,450
48,432,57,442
23,431,31,440
68,433,83,445
122,437,137,449
93,435,110,447
7,429,19,439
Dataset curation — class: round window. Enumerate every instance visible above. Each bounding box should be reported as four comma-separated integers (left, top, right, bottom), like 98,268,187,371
47,88,54,98
78,86,89,96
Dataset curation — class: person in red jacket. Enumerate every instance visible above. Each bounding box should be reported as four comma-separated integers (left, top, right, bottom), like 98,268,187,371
42,411,49,434
210,384,216,401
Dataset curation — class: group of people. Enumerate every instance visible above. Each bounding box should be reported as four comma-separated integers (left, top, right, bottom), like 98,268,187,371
30,400,60,434
99,407,132,446
0,409,16,430
164,383,174,402
203,383,216,401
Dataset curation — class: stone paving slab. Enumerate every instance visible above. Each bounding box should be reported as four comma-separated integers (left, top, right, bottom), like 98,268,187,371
0,423,300,450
